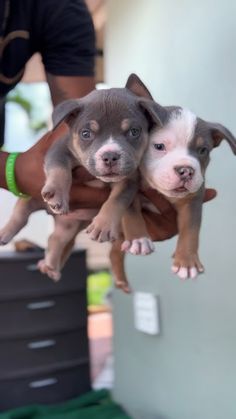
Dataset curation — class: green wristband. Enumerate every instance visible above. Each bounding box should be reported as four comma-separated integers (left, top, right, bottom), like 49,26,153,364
5,152,29,198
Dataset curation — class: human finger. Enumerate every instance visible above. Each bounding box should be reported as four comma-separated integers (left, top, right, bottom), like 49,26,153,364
141,189,174,213
203,188,217,202
69,185,110,210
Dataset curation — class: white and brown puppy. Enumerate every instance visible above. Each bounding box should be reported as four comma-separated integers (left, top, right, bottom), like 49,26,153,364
121,76,236,282
141,109,236,279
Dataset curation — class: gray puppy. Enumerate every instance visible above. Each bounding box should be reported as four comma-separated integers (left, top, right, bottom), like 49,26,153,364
41,87,160,243
0,78,160,280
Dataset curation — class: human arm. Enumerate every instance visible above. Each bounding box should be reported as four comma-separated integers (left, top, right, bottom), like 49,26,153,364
46,74,95,106
2,0,97,199
0,122,216,238
41,0,96,105
0,119,109,206
141,188,217,241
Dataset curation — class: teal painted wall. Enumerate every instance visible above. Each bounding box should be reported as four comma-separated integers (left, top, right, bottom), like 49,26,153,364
105,1,236,418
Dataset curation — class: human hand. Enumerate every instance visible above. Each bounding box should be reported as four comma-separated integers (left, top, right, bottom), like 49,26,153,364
14,124,217,242
141,188,217,241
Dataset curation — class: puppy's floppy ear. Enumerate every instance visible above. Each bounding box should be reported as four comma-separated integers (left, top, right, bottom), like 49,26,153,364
209,122,236,154
126,74,167,128
52,99,82,129
126,73,154,100
139,99,168,130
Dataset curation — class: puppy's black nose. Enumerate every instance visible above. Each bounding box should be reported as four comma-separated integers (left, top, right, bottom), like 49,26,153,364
101,151,120,167
174,165,195,180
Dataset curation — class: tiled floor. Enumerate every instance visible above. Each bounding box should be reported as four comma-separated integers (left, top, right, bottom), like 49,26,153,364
88,312,114,389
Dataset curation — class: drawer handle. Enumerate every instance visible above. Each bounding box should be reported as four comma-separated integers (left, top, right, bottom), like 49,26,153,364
29,378,58,388
26,300,56,310
28,339,56,349
26,263,39,272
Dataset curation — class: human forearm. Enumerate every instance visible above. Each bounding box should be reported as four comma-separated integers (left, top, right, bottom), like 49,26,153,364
46,74,95,105
0,151,9,190
12,73,95,194
13,127,110,207
142,188,216,241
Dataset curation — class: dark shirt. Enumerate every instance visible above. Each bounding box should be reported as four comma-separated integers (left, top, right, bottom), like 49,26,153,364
0,0,96,97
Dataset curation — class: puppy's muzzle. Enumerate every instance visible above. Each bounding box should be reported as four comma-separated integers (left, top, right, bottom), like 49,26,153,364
101,151,121,168
174,165,195,181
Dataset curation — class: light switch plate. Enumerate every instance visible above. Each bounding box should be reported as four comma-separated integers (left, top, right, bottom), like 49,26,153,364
133,292,160,335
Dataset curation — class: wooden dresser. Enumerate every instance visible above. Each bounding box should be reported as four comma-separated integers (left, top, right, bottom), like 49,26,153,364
0,249,90,410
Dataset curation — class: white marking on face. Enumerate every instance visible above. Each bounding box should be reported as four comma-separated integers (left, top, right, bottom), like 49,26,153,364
167,108,197,147
92,136,123,178
95,137,122,159
107,136,118,145
141,108,204,198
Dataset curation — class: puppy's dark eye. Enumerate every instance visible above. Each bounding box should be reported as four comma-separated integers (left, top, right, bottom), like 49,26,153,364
128,127,141,138
154,143,166,151
198,147,209,156
81,129,92,139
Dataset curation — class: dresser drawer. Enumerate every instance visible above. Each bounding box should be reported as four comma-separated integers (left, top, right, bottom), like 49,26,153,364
0,250,87,300
0,292,87,339
0,328,89,379
0,363,91,410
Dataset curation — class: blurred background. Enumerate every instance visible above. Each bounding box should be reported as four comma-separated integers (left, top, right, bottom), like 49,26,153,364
0,0,113,401
1,0,236,418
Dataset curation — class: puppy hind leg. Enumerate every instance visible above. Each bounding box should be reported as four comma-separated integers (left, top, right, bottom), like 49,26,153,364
110,239,131,293
59,238,77,271
59,221,87,269
38,215,81,281
0,198,42,245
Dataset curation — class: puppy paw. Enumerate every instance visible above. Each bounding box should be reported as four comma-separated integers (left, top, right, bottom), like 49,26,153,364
37,259,61,282
41,185,69,214
121,237,155,255
86,216,120,242
0,228,14,245
115,278,132,293
172,253,204,280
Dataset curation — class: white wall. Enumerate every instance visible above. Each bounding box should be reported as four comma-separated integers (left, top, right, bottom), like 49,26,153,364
0,85,53,250
0,190,50,250
105,1,236,418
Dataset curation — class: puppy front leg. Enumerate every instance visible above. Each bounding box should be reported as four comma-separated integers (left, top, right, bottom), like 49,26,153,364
109,197,155,294
87,178,138,242
121,196,155,256
42,167,72,214
41,138,75,214
0,198,43,245
109,197,155,293
172,190,204,280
